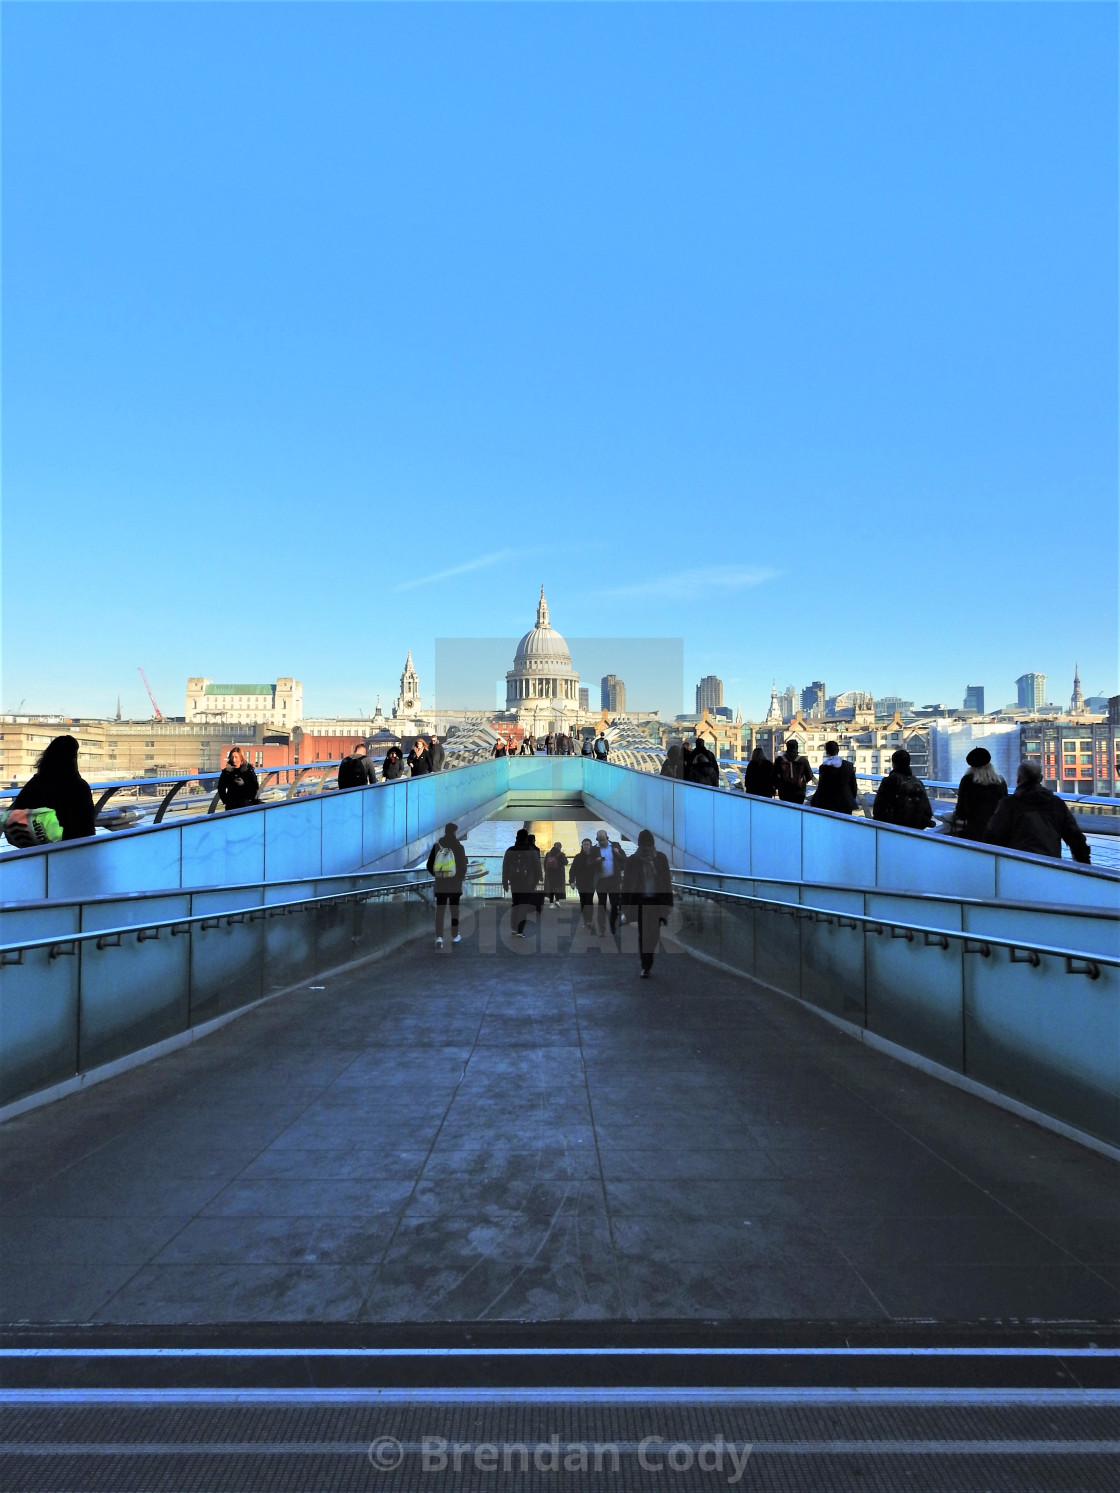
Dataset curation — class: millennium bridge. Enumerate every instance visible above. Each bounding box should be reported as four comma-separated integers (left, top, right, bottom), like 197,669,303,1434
1,756,1118,1489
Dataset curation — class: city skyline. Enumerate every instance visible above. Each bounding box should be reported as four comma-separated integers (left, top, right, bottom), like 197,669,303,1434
3,5,1117,718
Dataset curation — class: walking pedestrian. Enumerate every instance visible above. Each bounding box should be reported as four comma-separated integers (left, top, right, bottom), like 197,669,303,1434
872,749,935,830
811,741,859,814
591,828,627,935
543,842,568,904
4,734,95,845
382,744,405,780
337,741,376,790
426,821,468,947
621,829,673,978
593,732,610,760
492,738,508,759
218,747,260,811
742,746,776,798
428,735,446,772
407,738,432,776
985,763,1090,863
685,734,720,786
950,748,1007,840
775,739,814,804
660,743,684,779
545,732,554,756
569,837,598,928
580,735,594,757
502,828,543,937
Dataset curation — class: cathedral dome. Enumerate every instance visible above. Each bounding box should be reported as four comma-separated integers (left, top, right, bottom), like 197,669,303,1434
505,588,580,715
513,588,575,672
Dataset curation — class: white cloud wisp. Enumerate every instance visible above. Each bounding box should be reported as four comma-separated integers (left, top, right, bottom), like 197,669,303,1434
392,550,515,593
600,566,779,602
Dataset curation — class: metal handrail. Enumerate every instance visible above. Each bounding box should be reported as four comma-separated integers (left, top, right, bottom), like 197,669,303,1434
671,878,1117,976
0,876,430,964
1,867,430,914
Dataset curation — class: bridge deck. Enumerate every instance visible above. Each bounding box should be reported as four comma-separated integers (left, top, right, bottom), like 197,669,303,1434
2,908,1118,1326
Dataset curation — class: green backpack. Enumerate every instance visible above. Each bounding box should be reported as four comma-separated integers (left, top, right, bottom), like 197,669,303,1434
1,807,63,848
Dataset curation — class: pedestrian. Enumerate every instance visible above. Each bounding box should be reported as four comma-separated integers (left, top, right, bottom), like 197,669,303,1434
218,747,260,811
543,841,568,904
593,732,609,760
428,735,446,773
872,749,935,830
407,738,432,776
950,748,1007,840
382,744,405,780
3,734,95,845
685,733,720,786
426,821,468,947
621,828,674,978
660,743,684,779
591,828,627,935
581,734,594,757
545,732,554,756
337,741,376,790
569,837,598,928
502,827,543,937
492,738,507,759
811,741,859,814
775,739,814,804
742,746,776,798
985,762,1090,863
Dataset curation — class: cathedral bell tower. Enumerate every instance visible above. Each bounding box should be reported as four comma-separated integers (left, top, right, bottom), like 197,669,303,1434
393,651,421,718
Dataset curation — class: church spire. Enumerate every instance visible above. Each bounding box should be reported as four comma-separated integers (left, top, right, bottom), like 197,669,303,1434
536,585,550,629
1071,663,1085,714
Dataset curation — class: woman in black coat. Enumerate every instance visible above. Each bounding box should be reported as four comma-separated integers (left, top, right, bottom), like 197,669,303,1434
568,837,599,929
382,746,405,781
660,744,684,779
217,747,259,811
742,747,775,798
952,747,1008,840
407,741,432,776
620,828,674,977
8,734,96,842
501,828,542,937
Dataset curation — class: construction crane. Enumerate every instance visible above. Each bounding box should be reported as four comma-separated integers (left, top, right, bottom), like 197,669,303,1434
137,667,163,720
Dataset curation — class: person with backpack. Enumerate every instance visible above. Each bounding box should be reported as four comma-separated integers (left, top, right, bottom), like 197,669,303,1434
872,749,935,831
593,732,610,760
337,741,376,790
426,821,468,947
5,734,95,844
775,739,814,804
382,744,405,780
741,746,776,798
811,741,859,814
591,828,627,935
685,734,720,787
580,735,594,757
218,747,260,811
502,827,543,938
543,842,568,905
568,837,599,929
428,735,446,773
621,829,674,978
985,762,1090,863
950,747,1007,840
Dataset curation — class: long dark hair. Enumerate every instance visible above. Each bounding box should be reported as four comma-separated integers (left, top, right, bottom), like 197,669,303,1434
36,734,80,776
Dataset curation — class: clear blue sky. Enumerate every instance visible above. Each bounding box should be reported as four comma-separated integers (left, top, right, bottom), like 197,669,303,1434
3,3,1116,721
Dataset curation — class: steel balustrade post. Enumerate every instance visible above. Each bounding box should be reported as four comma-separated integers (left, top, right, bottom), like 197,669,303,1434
152,780,189,824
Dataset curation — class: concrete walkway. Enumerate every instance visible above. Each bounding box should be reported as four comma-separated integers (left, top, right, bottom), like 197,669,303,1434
2,905,1118,1324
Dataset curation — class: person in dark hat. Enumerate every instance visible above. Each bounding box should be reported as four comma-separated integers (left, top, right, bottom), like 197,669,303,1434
951,747,1008,840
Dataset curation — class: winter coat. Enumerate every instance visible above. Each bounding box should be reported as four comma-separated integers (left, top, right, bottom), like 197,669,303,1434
742,757,775,798
382,749,404,781
985,786,1090,863
502,841,543,893
591,841,627,891
660,749,683,779
686,745,720,787
10,770,96,841
407,746,432,777
953,771,1007,840
569,850,599,892
543,849,568,895
428,741,446,772
217,762,259,810
775,754,813,803
337,752,376,790
621,848,674,908
872,770,934,830
426,834,468,893
811,758,860,814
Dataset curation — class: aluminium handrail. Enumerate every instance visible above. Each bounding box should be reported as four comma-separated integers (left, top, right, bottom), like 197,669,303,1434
0,876,430,964
671,878,1118,975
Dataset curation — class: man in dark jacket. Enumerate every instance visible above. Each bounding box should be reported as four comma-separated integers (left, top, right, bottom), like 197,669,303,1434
811,741,859,814
337,742,376,790
426,821,468,946
621,828,674,977
502,828,543,937
986,763,1091,863
591,828,628,935
872,749,934,830
685,735,720,787
775,740,813,804
218,748,259,810
428,736,446,772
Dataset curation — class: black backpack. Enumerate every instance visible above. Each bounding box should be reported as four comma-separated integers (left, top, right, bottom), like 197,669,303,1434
894,775,929,828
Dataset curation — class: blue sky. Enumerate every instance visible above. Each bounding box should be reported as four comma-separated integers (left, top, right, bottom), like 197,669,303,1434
3,3,1116,721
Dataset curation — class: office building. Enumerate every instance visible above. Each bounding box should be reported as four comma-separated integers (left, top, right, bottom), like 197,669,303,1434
579,687,590,711
963,685,985,714
1021,716,1118,797
779,685,798,722
696,675,723,714
187,677,302,729
800,681,826,718
1015,673,1047,712
601,675,626,713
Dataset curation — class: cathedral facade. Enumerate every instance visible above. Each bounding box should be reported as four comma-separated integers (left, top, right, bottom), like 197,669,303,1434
504,587,582,733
